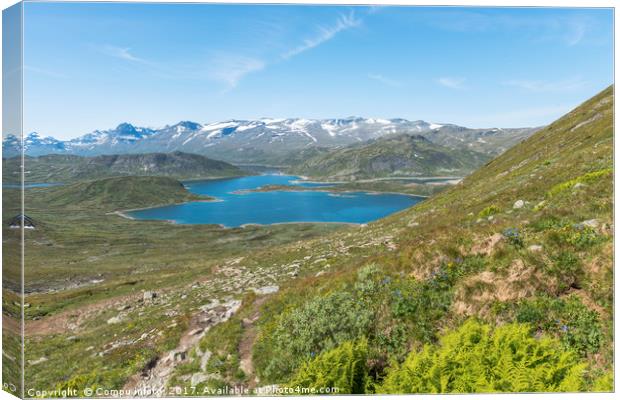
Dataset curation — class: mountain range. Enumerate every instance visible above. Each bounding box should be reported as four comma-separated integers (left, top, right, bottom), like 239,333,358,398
3,118,538,165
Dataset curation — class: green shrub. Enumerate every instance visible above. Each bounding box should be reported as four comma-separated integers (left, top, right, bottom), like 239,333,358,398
528,215,569,232
391,270,453,343
546,225,604,253
255,289,373,382
288,339,369,394
546,168,612,198
565,226,603,250
391,256,484,345
379,319,585,394
547,251,583,292
478,205,500,218
515,295,602,357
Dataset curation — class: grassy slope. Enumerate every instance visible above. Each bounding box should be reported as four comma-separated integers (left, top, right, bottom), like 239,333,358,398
9,86,613,394
38,176,203,211
2,151,247,183
290,134,489,180
189,86,613,392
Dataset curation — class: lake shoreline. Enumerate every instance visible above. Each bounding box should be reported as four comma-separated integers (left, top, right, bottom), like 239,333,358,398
238,184,430,198
118,174,425,227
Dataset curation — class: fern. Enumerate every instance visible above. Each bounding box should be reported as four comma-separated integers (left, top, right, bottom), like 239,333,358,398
379,319,586,393
287,339,369,394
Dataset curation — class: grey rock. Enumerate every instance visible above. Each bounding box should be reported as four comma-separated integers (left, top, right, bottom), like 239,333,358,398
581,219,600,228
107,316,123,324
200,350,212,372
191,373,209,387
252,286,279,295
28,357,48,366
143,291,157,301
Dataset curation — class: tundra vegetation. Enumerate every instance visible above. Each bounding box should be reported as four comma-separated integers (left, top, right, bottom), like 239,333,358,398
1,86,613,395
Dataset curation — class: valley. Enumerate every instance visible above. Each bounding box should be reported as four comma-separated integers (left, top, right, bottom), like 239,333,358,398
1,86,614,395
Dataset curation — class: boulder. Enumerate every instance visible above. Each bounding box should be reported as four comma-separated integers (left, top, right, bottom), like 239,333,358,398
252,286,279,295
143,291,157,301
107,316,123,324
191,373,209,387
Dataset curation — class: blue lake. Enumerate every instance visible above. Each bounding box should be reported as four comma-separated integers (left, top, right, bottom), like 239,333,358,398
127,175,423,227
3,182,63,189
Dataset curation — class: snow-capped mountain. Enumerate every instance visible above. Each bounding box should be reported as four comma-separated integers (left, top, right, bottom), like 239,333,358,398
2,132,67,156
64,123,156,155
2,118,537,164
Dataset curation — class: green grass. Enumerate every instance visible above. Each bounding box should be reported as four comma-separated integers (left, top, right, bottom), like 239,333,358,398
3,86,614,395
241,85,614,391
35,176,205,211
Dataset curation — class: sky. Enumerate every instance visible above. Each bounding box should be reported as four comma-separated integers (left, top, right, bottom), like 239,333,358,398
9,2,615,139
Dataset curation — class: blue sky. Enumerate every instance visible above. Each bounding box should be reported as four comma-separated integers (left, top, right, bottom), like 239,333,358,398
17,2,614,139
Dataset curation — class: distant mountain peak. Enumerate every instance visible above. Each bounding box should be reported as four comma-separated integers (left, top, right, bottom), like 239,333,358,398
115,122,137,133
175,121,202,130
3,117,537,161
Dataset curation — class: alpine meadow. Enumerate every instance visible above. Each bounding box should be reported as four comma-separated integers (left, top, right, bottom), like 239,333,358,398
1,3,614,398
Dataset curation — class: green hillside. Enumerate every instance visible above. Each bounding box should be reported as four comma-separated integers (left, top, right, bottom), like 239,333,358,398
12,86,613,395
185,86,613,393
38,176,203,211
2,151,247,183
290,134,490,180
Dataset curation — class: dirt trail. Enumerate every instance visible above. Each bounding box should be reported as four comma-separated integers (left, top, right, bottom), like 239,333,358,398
237,296,269,387
123,298,241,397
26,293,143,336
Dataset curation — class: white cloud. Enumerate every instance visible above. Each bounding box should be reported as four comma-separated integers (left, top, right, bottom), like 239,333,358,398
503,77,587,92
368,73,401,87
281,12,361,60
565,21,586,46
424,11,594,47
438,77,466,89
206,54,265,89
100,45,147,63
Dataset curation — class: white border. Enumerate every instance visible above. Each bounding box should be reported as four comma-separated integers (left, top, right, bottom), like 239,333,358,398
0,1,616,400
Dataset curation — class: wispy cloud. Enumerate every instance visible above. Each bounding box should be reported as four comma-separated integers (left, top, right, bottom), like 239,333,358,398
99,44,148,63
421,11,595,47
503,77,588,92
438,77,466,90
281,12,361,60
94,10,364,90
368,73,401,87
565,21,586,46
206,54,265,89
